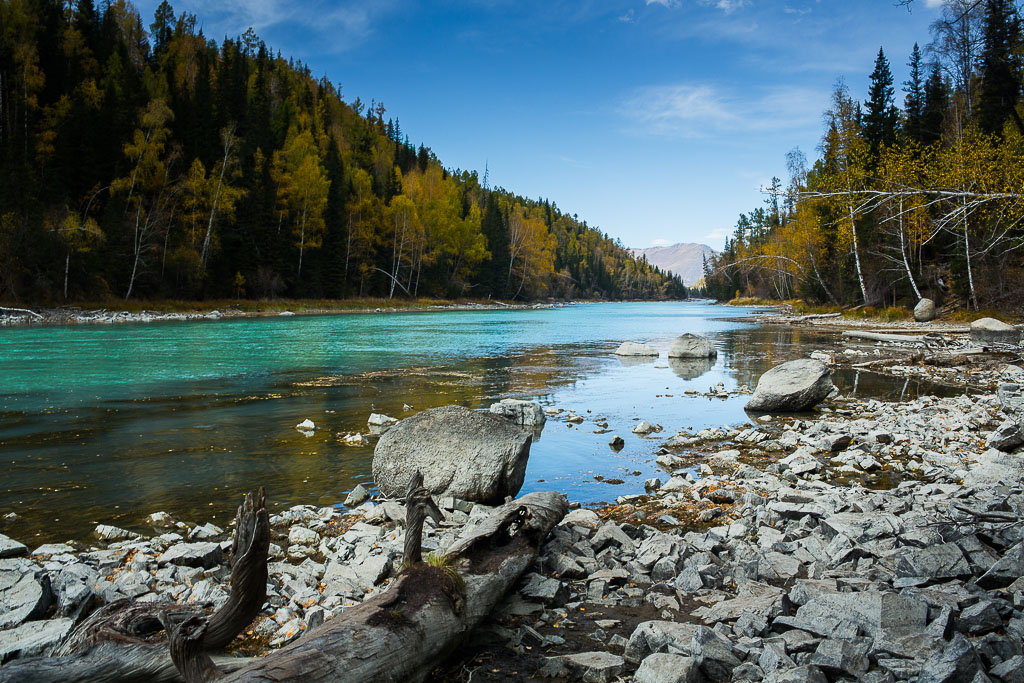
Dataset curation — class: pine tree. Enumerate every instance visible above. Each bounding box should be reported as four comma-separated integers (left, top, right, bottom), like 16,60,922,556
976,0,1023,136
921,61,949,145
862,47,899,162
903,43,926,143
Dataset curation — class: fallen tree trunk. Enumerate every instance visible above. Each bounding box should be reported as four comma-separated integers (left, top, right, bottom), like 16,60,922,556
217,490,568,683
843,330,927,343
0,490,269,683
797,312,841,321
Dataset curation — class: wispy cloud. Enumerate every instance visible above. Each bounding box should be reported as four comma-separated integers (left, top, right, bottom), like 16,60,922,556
621,83,826,138
646,0,748,12
651,238,673,246
163,0,391,54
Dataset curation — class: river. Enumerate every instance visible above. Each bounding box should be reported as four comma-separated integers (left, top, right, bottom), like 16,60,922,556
0,301,957,544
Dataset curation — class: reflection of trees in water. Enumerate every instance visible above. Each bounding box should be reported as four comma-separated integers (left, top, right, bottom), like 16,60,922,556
668,357,714,380
832,369,962,400
716,328,838,387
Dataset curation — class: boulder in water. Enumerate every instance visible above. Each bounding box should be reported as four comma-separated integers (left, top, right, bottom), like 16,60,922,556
372,405,531,504
913,298,936,322
615,341,659,357
668,333,717,359
746,359,834,413
489,398,547,427
971,317,1020,345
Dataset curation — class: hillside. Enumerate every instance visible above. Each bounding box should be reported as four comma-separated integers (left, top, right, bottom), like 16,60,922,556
631,243,716,285
0,1,685,303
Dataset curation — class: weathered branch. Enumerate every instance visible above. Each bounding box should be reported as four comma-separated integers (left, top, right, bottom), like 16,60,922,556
217,491,568,683
403,471,442,565
0,489,269,683
162,614,223,683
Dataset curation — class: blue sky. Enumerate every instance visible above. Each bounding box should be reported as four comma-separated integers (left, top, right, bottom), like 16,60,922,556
137,0,944,250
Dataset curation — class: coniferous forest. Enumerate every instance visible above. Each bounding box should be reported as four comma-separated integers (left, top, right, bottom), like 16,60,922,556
704,0,1024,312
0,0,687,304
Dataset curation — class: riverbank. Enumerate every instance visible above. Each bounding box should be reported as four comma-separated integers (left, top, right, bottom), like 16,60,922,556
0,298,571,327
3,340,1024,679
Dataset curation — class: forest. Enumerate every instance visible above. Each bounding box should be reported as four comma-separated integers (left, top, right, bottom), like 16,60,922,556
703,0,1024,313
0,0,687,303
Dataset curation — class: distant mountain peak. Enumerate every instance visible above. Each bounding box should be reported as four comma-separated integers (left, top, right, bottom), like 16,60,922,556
630,242,717,286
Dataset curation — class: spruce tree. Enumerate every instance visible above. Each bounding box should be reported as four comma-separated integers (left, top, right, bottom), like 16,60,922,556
862,47,899,161
976,0,1023,136
921,62,949,145
903,43,926,143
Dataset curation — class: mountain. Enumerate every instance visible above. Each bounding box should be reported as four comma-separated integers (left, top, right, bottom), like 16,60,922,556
631,243,717,285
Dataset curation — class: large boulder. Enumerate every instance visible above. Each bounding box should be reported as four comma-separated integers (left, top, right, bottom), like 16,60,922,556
746,359,834,413
914,298,937,322
373,405,532,504
668,333,717,359
615,341,659,356
971,317,1021,345
489,398,546,427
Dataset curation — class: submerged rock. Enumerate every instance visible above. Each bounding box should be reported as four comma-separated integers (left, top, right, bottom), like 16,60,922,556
746,359,834,413
615,341,659,356
372,405,531,504
667,333,717,359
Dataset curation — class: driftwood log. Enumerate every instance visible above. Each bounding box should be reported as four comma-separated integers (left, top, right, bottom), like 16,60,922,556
2,482,567,683
0,489,269,683
843,330,927,343
215,490,568,683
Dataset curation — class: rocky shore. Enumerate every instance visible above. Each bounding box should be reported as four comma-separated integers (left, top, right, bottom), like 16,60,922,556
4,320,1024,680
4,363,1024,680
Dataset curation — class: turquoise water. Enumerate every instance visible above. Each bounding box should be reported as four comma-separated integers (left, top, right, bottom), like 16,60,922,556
0,302,952,543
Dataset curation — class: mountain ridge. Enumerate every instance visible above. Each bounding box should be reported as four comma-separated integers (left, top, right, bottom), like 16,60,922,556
630,243,717,285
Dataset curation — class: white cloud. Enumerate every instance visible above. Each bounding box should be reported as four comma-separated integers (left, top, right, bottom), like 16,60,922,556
703,0,749,13
924,0,944,7
651,238,673,246
621,83,826,138
703,227,732,245
645,0,679,6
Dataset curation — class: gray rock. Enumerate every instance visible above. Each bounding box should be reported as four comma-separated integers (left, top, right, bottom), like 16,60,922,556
668,333,717,359
987,419,1024,451
188,523,223,541
915,298,937,322
615,341,659,356
51,563,98,621
763,666,828,683
971,317,1020,345
489,399,546,427
518,573,569,606
372,405,532,504
918,632,981,683
0,571,51,629
625,621,699,663
702,581,784,623
897,543,972,579
990,656,1024,683
539,651,624,682
0,534,27,559
809,638,870,677
746,359,835,413
591,523,634,552
634,653,702,683
609,435,625,449
344,483,370,507
93,524,142,542
0,617,74,662
964,448,1024,488
691,625,742,681
796,591,928,637
956,600,1003,635
157,542,223,569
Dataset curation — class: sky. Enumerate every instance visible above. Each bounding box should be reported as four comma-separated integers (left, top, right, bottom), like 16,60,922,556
136,0,948,250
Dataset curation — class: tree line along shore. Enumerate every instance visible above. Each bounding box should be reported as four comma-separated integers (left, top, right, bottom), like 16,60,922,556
704,0,1024,318
0,0,687,307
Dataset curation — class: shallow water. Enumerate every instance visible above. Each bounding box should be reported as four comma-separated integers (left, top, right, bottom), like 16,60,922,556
0,302,959,544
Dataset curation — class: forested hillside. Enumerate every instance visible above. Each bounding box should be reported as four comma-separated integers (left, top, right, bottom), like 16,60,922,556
704,0,1024,312
0,0,686,303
